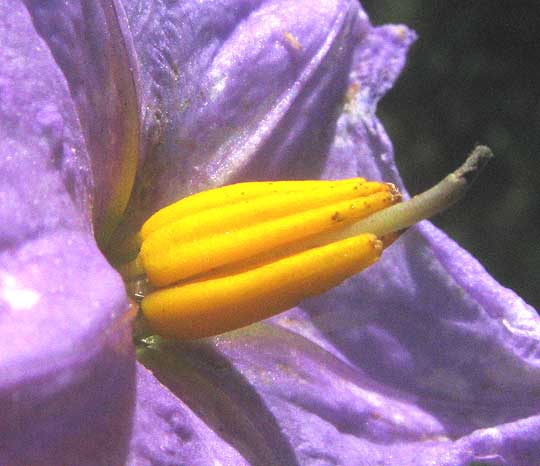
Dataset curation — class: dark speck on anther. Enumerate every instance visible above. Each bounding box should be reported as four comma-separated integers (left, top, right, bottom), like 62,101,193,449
332,211,344,222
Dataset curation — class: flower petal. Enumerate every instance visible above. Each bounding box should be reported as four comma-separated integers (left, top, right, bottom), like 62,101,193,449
24,0,141,245
136,323,540,466
0,3,135,464
129,362,252,465
134,328,444,465
130,6,540,465
117,0,365,235
283,17,540,465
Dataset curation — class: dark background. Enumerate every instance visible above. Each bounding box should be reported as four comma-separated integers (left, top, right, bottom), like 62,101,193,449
361,0,540,309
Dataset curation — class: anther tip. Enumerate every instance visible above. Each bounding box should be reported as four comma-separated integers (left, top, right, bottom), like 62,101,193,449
386,182,402,202
379,232,402,248
371,237,384,254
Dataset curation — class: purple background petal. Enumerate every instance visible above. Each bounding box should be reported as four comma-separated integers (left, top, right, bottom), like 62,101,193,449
135,329,444,466
128,3,540,465
129,362,254,465
292,16,540,465
1,2,135,464
5,0,536,464
115,0,364,238
136,326,540,466
23,0,141,245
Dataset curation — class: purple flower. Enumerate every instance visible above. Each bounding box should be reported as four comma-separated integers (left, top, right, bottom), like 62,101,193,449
1,1,539,465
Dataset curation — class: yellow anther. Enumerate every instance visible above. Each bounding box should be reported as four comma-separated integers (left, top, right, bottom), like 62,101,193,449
119,145,493,341
142,234,382,340
140,185,398,287
141,178,372,239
